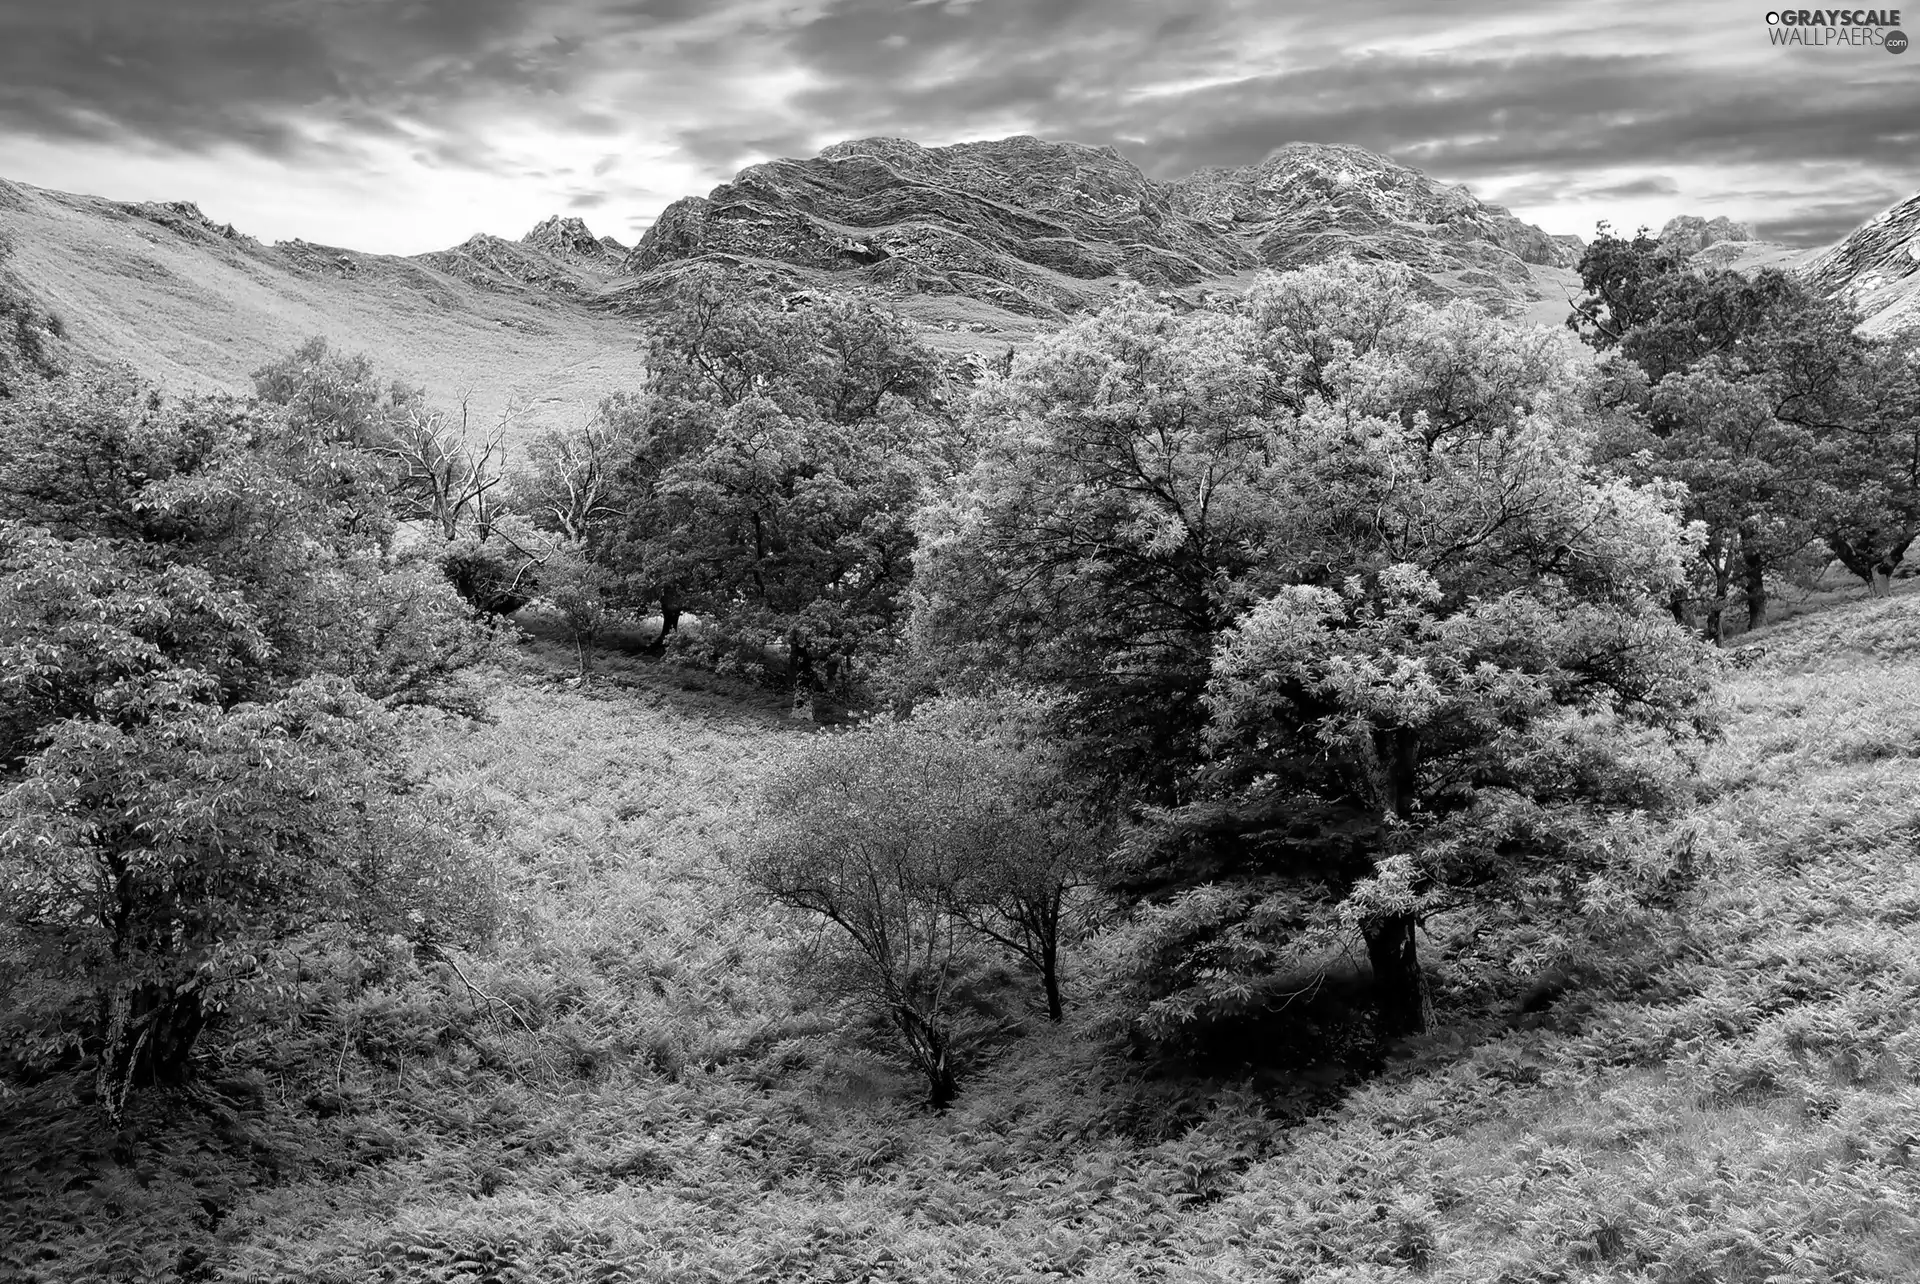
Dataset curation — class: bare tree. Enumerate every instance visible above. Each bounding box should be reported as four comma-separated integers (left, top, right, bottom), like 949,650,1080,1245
382,390,520,539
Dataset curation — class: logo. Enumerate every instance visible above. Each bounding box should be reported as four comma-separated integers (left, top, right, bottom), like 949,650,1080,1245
1765,9,1910,46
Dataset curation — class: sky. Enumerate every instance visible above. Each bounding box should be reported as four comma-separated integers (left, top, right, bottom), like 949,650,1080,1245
0,0,1915,256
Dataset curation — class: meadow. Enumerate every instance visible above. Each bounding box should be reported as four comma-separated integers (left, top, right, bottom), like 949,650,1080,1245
7,581,1919,1284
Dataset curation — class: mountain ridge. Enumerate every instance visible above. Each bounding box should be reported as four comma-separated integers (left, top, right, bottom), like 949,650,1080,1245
618,135,1584,326
3,136,1915,448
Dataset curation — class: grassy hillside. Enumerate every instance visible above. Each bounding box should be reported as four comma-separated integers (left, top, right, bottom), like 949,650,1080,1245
0,179,646,444
7,585,1920,1282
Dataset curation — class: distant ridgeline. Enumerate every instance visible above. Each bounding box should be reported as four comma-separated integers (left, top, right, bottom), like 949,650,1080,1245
0,138,1915,429
613,135,1586,325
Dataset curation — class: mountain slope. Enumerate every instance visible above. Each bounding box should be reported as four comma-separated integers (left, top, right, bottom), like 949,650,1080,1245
7,137,1916,437
1802,190,1920,338
0,178,643,437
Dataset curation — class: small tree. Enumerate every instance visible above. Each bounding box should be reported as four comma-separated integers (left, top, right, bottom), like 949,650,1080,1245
912,696,1112,1022
0,678,414,1109
384,393,511,540
744,722,981,1105
596,268,953,686
744,697,1110,1107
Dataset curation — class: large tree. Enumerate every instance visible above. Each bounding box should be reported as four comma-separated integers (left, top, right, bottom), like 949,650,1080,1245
0,352,497,1105
915,262,1715,1045
592,269,954,690
1570,228,1885,629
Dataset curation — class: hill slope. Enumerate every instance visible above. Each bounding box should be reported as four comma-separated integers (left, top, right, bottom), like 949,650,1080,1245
1803,190,1920,338
0,178,644,437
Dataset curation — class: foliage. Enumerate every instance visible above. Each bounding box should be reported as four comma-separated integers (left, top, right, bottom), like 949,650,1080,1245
588,268,954,689
0,522,265,768
0,674,497,1105
0,360,495,706
0,228,64,396
11,605,1918,1282
0,349,499,1111
909,283,1270,797
740,707,1020,1105
1569,227,1902,631
917,261,1714,1047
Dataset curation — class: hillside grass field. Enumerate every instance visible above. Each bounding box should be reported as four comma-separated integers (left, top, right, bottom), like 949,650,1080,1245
5,581,1920,1283
0,179,646,444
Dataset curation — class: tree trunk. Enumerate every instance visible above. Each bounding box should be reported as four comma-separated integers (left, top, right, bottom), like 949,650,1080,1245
1040,940,1064,1023
97,985,206,1116
895,1007,957,1108
1742,546,1768,632
646,585,682,653
1364,914,1429,1040
788,629,815,692
135,989,206,1085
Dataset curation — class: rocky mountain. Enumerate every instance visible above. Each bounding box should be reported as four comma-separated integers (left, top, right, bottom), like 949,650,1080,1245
1651,203,1919,337
1658,214,1757,256
523,215,625,263
619,135,1583,327
1169,143,1580,302
1802,191,1920,338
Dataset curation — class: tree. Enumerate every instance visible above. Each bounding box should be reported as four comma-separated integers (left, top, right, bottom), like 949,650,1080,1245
742,715,999,1106
914,262,1715,1046
1569,229,1878,632
910,696,1113,1022
0,523,264,769
0,359,493,705
1822,343,1920,593
506,393,688,644
382,392,512,541
0,677,450,1109
0,355,500,1108
909,284,1274,800
250,336,422,546
596,268,953,688
740,691,1111,1098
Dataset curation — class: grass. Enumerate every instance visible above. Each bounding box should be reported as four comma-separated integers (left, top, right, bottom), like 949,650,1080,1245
0,178,646,453
8,587,1920,1282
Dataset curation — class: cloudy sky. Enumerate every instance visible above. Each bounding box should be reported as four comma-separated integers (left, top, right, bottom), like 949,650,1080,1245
0,0,1914,255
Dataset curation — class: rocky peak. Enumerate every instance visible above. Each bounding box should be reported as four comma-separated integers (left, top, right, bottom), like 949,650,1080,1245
1659,214,1757,254
1170,142,1581,285
522,215,618,262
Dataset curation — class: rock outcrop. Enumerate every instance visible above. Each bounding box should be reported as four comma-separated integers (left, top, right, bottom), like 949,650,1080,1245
118,200,250,244
621,135,1580,321
1659,215,1758,255
416,217,624,297
1169,142,1581,311
522,215,624,264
